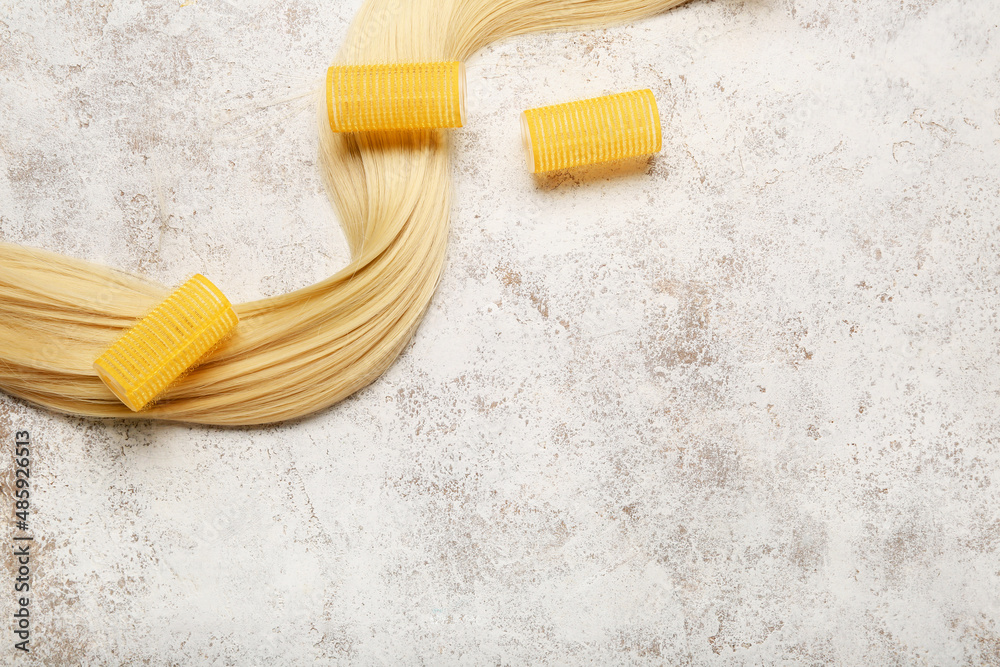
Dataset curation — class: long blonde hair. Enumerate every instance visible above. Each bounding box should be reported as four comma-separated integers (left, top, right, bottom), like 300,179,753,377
0,0,689,425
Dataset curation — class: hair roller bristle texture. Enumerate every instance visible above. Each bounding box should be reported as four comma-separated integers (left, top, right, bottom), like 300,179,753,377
93,275,239,412
326,61,466,132
521,89,662,173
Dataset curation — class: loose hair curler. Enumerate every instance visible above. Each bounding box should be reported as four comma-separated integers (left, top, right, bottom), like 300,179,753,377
521,89,662,173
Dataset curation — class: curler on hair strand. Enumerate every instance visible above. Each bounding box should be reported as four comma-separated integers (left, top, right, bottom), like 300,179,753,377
326,61,467,132
93,275,239,412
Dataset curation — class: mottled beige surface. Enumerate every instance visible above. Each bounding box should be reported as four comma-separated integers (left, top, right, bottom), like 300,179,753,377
1,0,999,664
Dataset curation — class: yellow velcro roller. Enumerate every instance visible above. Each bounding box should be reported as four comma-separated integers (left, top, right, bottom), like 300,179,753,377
326,61,466,132
93,275,239,412
521,89,662,173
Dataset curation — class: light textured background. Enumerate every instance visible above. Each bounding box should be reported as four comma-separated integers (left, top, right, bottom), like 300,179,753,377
1,0,999,664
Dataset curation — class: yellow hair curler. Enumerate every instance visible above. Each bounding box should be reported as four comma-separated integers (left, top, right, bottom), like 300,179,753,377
521,89,662,173
93,275,239,412
326,61,467,132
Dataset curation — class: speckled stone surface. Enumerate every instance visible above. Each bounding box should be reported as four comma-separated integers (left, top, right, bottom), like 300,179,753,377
1,0,999,664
